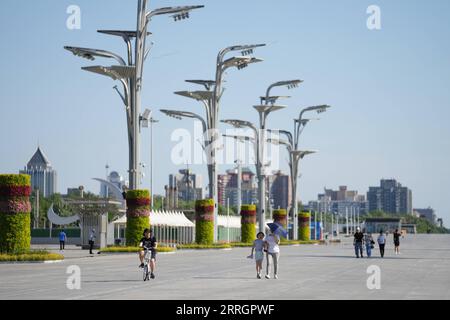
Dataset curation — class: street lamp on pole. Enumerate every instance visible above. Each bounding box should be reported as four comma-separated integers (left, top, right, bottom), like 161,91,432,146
65,1,204,190
169,44,265,242
222,103,285,234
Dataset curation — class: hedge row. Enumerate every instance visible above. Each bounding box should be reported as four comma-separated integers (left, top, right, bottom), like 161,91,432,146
177,243,231,250
0,250,64,262
100,246,175,253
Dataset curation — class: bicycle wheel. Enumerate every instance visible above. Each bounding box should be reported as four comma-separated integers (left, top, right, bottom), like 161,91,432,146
143,265,148,281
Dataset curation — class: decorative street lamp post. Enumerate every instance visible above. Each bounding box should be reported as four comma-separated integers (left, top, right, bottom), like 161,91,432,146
65,1,204,190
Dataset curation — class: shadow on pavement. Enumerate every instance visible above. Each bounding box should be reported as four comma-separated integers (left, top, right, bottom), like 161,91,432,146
82,280,142,283
294,254,422,260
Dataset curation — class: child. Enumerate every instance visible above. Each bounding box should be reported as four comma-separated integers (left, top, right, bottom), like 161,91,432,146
248,232,265,279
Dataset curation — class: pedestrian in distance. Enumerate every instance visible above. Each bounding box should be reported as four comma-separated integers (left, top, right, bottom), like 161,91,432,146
59,230,67,251
377,230,386,258
353,227,364,258
139,228,158,279
364,230,374,258
264,230,280,279
89,228,96,255
247,232,265,279
393,228,401,255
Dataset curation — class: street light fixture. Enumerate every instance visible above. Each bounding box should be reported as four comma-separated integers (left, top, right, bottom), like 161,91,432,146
65,1,204,190
167,43,265,242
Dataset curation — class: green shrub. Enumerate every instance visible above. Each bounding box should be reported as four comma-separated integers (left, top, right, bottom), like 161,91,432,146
0,250,64,262
101,246,175,253
0,174,30,186
229,242,253,247
0,213,31,253
126,216,150,246
280,240,318,245
177,243,231,250
31,228,81,238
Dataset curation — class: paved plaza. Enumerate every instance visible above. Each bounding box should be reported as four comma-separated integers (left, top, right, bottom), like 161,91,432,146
1,234,449,300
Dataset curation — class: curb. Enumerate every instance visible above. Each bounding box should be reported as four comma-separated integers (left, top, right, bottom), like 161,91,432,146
0,260,64,264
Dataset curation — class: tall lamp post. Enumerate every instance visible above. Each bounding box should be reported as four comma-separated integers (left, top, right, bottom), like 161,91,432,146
265,104,331,239
291,105,331,239
166,44,265,241
221,103,284,234
65,1,204,190
140,109,158,209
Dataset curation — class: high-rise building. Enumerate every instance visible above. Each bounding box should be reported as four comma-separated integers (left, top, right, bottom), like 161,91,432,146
367,179,412,215
269,171,292,210
414,207,437,225
218,167,257,207
169,169,203,202
308,185,368,216
20,147,57,197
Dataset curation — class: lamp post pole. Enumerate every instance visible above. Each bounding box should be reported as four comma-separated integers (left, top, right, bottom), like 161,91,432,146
65,1,204,190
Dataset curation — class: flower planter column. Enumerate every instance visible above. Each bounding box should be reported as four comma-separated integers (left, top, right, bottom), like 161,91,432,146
0,174,32,253
126,189,150,246
195,199,214,245
298,212,311,241
272,208,287,228
240,204,256,243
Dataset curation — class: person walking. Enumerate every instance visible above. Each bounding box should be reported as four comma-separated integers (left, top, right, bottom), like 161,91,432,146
353,227,364,258
364,231,374,258
59,230,67,251
377,230,386,258
393,228,401,255
248,232,265,279
89,229,96,255
264,231,280,279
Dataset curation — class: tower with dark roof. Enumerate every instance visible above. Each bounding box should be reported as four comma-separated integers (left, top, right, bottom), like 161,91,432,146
20,147,57,197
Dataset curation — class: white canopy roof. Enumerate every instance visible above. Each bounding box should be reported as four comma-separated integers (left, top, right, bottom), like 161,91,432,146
217,215,241,228
114,210,194,227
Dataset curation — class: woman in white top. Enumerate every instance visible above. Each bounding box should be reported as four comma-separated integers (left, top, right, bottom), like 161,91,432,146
264,232,280,279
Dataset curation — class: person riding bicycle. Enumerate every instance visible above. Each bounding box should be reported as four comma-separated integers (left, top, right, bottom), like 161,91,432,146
139,228,158,279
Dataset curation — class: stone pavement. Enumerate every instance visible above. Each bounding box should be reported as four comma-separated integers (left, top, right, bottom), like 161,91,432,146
0,234,449,300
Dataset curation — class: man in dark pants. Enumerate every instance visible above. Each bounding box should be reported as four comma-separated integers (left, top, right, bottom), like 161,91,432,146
89,229,96,254
59,230,67,251
377,230,386,258
353,227,364,258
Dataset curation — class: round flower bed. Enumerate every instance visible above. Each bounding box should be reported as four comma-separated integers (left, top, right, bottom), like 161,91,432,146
195,199,214,245
240,204,256,243
272,208,287,228
0,174,31,253
298,211,311,241
126,189,150,246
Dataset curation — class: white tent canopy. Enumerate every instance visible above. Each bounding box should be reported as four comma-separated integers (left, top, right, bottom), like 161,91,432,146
114,210,194,227
217,215,241,228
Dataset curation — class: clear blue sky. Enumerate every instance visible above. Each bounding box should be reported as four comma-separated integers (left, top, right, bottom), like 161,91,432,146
1,1,449,224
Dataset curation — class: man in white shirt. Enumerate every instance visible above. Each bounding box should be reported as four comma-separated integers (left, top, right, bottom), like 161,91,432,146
264,232,280,279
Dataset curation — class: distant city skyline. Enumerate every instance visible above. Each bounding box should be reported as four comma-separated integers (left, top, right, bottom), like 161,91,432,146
1,0,449,224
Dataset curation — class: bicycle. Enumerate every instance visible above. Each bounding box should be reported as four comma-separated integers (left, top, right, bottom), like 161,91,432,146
142,246,153,281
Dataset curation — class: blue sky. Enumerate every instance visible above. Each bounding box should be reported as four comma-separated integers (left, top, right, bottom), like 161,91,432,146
0,0,449,223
